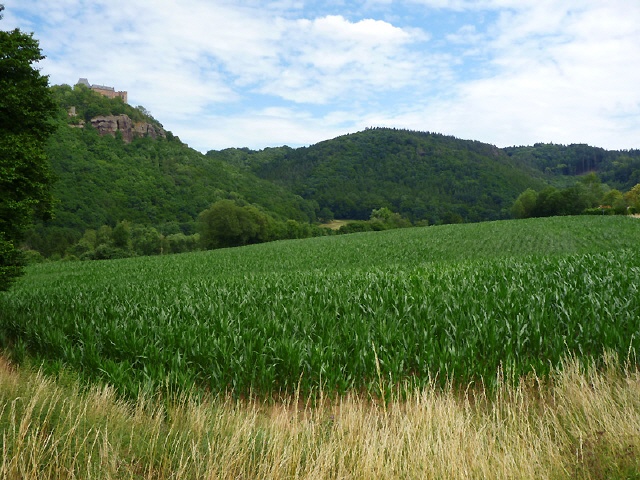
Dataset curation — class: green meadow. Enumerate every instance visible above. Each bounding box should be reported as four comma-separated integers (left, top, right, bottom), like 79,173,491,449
2,216,639,399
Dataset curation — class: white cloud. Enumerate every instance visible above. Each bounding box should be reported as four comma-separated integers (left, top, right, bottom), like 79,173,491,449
175,107,347,151
355,0,640,149
254,15,431,103
4,0,640,151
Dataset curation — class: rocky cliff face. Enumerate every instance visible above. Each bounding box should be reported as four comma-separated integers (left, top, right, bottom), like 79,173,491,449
89,114,166,143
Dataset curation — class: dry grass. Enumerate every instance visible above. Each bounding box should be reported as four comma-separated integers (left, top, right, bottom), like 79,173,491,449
1,355,639,479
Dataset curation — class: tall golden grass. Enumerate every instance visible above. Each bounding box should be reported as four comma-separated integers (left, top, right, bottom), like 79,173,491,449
1,354,639,479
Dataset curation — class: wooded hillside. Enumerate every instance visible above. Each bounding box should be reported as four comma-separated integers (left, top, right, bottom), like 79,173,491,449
208,128,548,224
26,84,640,258
28,85,317,256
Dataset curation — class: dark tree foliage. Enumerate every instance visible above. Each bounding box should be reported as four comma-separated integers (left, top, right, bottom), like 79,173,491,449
504,143,640,190
0,9,57,289
207,128,546,224
198,200,276,249
212,132,640,226
510,173,626,219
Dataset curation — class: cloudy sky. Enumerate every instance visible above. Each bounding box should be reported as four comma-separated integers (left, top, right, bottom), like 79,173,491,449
4,1,640,152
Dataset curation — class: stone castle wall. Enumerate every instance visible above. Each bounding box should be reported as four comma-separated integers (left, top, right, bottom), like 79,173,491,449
91,86,128,103
77,78,128,103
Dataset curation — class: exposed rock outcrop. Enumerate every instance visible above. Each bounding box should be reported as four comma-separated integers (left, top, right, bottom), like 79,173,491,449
88,114,165,143
134,121,165,140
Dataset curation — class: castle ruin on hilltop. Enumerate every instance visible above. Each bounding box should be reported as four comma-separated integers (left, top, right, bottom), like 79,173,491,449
69,79,164,143
77,78,128,103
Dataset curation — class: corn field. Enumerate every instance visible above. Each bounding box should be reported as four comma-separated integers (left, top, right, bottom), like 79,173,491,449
1,216,639,398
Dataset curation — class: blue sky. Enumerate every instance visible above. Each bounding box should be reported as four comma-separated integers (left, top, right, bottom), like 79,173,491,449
3,1,640,152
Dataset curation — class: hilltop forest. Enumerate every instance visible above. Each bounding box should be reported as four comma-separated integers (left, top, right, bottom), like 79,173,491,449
23,83,640,259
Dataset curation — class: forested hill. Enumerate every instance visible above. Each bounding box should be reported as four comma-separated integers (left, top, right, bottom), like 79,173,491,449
207,128,548,224
28,84,317,256
208,129,640,224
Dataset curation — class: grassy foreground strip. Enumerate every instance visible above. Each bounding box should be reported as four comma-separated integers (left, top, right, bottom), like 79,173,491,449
1,355,639,479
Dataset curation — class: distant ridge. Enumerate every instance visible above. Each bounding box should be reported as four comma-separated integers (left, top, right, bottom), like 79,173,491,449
208,128,640,224
208,128,545,224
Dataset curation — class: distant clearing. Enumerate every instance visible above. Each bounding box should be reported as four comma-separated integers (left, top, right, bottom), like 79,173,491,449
319,219,352,230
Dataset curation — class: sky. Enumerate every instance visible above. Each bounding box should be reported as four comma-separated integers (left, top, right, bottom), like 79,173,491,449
3,1,640,152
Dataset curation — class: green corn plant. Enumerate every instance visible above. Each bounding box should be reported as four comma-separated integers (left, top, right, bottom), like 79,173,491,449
0,216,639,398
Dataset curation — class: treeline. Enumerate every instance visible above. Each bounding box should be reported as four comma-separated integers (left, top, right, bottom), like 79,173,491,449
511,173,640,219
335,207,415,233
26,201,417,262
29,213,325,263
